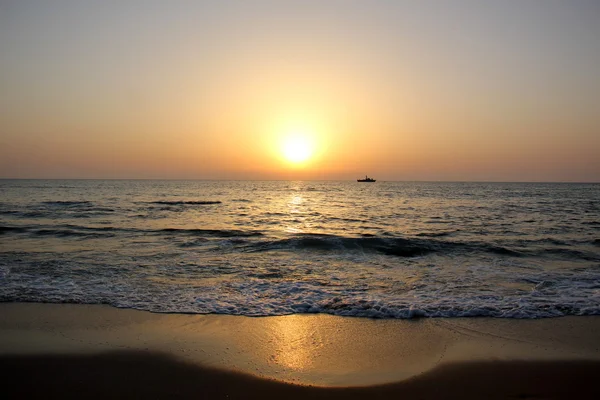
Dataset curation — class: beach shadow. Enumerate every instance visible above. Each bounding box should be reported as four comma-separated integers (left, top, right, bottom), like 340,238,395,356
2,351,600,399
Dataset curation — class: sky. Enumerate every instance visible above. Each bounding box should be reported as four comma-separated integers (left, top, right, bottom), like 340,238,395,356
1,0,599,181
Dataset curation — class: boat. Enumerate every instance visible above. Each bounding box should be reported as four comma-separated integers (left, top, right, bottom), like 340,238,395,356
357,175,376,182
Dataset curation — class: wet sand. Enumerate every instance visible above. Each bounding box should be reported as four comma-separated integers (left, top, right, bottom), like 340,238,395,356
1,303,600,399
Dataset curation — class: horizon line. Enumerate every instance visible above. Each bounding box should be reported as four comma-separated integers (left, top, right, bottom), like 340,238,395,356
1,178,599,184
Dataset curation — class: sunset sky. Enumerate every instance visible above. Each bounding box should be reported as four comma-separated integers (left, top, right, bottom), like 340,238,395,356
1,1,599,181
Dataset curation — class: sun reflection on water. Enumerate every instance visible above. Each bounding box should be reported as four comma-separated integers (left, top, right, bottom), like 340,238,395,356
288,194,304,211
284,194,307,233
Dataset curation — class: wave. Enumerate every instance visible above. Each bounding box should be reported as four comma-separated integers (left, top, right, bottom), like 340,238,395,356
32,228,115,239
582,221,600,226
42,201,93,206
4,270,600,319
0,185,80,189
245,234,443,257
0,224,262,239
4,298,599,319
485,245,523,257
157,228,262,237
415,230,459,238
242,233,599,261
146,200,222,205
2,209,114,219
2,222,596,262
0,210,22,216
538,248,600,262
0,226,27,234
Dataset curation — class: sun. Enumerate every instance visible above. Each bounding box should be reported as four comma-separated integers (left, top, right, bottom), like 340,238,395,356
281,133,314,164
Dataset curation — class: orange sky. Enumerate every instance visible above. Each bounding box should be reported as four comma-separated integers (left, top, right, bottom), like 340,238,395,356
1,1,599,181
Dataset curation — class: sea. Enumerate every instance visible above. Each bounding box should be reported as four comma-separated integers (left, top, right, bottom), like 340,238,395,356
1,180,599,319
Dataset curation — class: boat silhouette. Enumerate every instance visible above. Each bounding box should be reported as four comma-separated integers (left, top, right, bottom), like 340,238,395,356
357,175,376,182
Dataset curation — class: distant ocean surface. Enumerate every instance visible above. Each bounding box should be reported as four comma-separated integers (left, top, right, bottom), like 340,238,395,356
1,180,599,318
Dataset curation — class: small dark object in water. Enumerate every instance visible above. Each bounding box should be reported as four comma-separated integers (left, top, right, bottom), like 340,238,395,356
357,175,376,182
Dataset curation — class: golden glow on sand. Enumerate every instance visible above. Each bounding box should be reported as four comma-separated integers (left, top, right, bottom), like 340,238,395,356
265,315,316,371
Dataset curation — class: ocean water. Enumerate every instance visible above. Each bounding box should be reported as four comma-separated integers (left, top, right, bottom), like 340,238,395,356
1,180,599,318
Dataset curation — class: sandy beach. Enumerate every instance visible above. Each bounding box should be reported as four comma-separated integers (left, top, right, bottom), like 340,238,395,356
1,303,600,399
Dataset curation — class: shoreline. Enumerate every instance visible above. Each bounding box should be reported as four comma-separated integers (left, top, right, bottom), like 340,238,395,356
2,303,600,398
